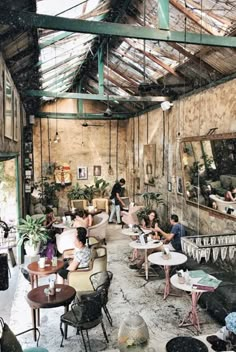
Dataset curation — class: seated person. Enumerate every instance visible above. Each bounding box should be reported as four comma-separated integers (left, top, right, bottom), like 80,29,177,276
44,207,56,229
73,209,92,228
155,214,185,252
207,312,236,351
225,187,236,202
141,210,160,238
57,227,91,284
129,210,161,270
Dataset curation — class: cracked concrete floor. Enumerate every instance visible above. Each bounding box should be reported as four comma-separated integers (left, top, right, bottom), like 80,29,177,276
9,224,220,351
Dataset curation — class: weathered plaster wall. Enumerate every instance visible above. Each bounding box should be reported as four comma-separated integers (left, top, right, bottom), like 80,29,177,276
34,100,127,209
127,78,236,234
0,53,23,218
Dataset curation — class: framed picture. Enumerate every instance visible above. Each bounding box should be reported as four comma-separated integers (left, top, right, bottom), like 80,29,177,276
177,176,183,195
13,90,20,141
77,166,88,180
4,71,13,139
93,165,101,176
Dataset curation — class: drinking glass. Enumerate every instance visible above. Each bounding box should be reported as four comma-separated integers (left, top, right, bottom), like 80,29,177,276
205,248,211,262
229,246,235,260
196,249,202,263
210,237,216,246
203,237,209,246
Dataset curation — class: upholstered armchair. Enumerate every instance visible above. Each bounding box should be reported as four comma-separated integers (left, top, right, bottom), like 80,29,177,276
88,212,109,242
70,199,87,210
92,198,109,213
67,246,107,292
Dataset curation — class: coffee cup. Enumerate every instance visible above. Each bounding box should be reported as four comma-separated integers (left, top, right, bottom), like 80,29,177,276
39,257,46,269
51,256,58,267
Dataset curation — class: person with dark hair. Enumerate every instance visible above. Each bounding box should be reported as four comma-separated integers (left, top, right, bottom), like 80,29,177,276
57,227,91,284
109,178,126,225
207,312,236,351
73,209,92,228
155,214,185,251
224,186,236,202
44,207,56,229
141,210,159,235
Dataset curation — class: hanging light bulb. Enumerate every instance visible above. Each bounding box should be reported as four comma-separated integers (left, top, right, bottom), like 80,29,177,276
54,131,60,143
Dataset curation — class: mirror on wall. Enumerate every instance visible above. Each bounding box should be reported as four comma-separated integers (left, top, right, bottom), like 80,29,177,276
181,133,236,219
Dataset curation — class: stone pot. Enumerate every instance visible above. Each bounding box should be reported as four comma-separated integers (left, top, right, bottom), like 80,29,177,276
24,241,41,256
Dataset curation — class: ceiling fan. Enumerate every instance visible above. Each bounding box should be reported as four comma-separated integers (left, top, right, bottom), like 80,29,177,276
81,121,104,127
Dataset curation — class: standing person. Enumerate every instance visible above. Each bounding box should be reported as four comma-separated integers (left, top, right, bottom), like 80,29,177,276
109,178,126,224
57,227,91,284
156,214,185,251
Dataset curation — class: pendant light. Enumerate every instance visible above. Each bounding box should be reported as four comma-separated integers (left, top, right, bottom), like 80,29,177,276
53,99,60,143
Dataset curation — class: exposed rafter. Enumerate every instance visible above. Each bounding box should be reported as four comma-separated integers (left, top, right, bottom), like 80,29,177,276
0,9,236,47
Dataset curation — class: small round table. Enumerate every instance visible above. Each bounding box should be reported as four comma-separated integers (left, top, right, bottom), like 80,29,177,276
27,284,76,341
129,240,163,280
148,252,187,299
27,259,64,289
170,273,214,332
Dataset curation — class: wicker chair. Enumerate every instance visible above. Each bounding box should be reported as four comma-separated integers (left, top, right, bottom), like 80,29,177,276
92,198,109,213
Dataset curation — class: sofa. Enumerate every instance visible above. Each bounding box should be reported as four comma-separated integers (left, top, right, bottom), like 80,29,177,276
208,174,236,197
209,194,236,214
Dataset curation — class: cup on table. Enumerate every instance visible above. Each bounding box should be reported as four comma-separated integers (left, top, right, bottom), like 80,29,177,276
38,257,46,269
51,256,58,267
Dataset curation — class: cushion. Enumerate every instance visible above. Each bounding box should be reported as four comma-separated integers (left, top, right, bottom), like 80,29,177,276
220,175,232,189
0,323,23,352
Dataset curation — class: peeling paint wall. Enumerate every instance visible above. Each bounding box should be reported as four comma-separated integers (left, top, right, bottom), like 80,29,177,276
126,79,236,234
34,100,127,210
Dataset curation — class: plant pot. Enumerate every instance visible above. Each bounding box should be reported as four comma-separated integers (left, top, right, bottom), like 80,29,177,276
24,241,41,256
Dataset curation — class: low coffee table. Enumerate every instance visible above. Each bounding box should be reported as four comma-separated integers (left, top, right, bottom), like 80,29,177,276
27,284,76,341
27,259,64,288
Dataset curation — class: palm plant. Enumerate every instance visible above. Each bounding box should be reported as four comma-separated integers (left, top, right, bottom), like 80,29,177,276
94,177,110,197
136,192,163,222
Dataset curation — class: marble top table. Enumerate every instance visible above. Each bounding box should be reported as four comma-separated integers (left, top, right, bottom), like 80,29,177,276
122,228,152,236
148,252,187,299
171,272,215,332
129,240,163,280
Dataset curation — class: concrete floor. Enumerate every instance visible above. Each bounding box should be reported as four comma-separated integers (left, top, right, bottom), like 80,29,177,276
1,224,220,351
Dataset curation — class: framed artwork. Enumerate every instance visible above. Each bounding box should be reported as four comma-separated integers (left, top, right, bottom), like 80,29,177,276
4,71,13,139
177,176,183,195
93,165,101,176
77,166,88,180
143,144,156,184
13,90,20,141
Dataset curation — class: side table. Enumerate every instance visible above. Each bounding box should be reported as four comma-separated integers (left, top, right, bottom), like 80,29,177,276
148,252,187,299
27,284,76,341
129,240,162,280
170,273,215,332
27,259,64,288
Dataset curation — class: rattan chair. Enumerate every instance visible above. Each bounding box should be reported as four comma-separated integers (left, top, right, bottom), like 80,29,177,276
60,291,109,351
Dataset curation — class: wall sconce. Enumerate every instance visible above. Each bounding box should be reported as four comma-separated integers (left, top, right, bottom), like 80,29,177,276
146,160,153,175
168,182,172,192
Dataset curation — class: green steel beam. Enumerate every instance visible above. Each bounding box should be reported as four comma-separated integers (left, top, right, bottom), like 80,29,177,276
36,112,130,119
0,9,236,48
77,81,83,114
26,89,170,102
158,0,169,30
98,46,104,95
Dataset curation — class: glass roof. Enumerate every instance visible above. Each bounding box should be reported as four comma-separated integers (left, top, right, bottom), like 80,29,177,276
37,0,108,99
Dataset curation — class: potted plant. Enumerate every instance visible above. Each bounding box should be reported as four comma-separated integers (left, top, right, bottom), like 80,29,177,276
93,177,110,197
136,192,163,222
18,215,49,256
67,183,85,200
189,161,203,185
84,185,95,205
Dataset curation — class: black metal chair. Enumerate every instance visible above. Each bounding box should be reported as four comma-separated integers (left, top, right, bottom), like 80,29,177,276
60,290,109,352
89,271,113,326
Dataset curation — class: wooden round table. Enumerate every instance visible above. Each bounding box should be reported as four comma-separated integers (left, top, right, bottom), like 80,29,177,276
27,284,76,341
27,259,64,288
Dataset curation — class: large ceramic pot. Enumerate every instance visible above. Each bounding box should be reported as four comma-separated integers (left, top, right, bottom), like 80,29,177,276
24,241,41,256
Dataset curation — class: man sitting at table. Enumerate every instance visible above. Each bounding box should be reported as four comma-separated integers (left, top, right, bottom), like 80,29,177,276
129,214,185,270
156,214,185,252
57,227,91,284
